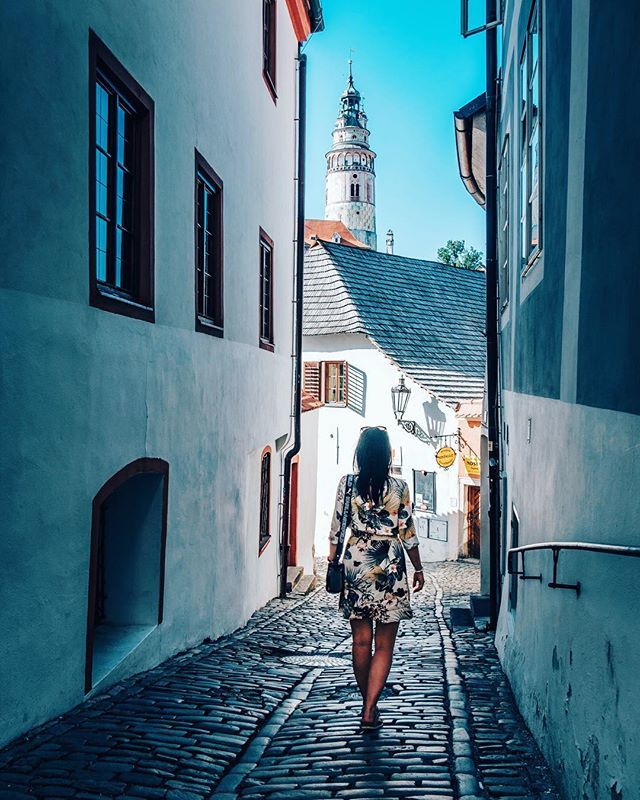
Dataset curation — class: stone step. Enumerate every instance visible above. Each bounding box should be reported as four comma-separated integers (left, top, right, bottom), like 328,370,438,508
286,565,304,592
470,594,491,632
292,574,318,595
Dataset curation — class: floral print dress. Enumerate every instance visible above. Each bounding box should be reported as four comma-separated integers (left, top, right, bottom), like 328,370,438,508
329,475,420,623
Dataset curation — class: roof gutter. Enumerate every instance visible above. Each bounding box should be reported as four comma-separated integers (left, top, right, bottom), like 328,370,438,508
454,96,486,207
280,49,307,599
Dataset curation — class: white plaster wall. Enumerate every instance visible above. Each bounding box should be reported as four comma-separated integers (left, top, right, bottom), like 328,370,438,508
0,0,300,747
495,390,640,799
298,411,320,575
300,334,466,566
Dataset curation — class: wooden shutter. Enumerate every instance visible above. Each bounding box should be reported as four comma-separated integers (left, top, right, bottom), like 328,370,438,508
303,362,321,400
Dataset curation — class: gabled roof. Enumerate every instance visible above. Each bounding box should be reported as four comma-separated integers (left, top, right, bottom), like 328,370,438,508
305,219,369,249
303,241,486,405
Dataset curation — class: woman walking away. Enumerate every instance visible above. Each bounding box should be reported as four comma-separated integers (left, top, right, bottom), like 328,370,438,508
327,426,425,730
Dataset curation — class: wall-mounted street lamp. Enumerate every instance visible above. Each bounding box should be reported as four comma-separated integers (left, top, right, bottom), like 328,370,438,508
391,376,434,445
390,376,480,460
391,376,411,421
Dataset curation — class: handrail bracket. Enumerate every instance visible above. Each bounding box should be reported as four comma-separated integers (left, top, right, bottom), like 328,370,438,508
548,547,581,596
518,551,542,582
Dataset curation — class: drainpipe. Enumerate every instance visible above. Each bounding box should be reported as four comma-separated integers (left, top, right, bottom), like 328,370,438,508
485,0,501,629
280,49,307,599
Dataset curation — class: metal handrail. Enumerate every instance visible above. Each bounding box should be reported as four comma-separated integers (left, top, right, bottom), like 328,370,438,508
507,541,640,597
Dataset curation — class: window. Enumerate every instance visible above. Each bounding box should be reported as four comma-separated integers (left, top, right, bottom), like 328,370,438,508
350,183,360,198
498,135,510,307
89,32,154,322
324,361,347,405
304,361,352,407
195,151,223,336
519,1,542,272
259,448,271,554
262,0,277,100
413,470,436,512
259,229,274,350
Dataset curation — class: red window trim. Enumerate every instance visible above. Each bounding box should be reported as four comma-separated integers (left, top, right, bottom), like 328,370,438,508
259,228,275,351
88,30,155,323
85,457,169,693
195,149,224,337
259,446,272,555
262,0,278,103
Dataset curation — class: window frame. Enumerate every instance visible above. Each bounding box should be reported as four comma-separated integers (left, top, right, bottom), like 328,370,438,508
88,30,155,323
323,361,348,407
498,134,510,309
259,228,275,351
194,150,224,337
262,0,277,102
259,447,272,555
519,1,543,275
413,469,436,513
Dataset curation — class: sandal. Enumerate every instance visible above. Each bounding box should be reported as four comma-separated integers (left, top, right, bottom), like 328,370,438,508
360,706,383,730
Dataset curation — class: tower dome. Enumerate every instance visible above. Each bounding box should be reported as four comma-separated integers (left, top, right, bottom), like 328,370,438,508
324,63,377,250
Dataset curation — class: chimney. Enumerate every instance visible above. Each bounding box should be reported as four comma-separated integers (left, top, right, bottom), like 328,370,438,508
386,229,394,255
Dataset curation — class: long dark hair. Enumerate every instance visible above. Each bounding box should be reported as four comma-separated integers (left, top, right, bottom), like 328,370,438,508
354,427,392,505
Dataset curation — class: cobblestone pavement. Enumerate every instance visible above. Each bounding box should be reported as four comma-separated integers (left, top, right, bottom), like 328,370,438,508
0,562,560,800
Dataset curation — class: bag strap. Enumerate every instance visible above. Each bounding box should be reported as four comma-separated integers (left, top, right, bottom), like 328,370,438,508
334,474,354,562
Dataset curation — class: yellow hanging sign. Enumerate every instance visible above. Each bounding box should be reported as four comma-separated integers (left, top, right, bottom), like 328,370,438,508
463,456,481,477
435,446,457,469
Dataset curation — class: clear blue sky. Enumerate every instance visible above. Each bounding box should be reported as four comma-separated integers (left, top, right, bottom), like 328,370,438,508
303,0,486,262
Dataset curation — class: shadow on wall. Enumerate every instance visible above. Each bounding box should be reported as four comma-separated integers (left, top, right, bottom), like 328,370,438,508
347,364,367,417
422,395,447,438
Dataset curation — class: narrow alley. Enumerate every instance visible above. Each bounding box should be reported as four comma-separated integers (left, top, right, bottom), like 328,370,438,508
0,563,558,800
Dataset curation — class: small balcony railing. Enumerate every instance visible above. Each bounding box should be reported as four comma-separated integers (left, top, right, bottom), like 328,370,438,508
507,541,640,597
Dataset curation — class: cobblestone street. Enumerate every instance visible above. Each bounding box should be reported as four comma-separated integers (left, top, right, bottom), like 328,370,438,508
0,562,559,800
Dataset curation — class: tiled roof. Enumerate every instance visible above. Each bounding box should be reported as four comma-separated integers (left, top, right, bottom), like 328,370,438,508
303,241,486,405
305,219,370,249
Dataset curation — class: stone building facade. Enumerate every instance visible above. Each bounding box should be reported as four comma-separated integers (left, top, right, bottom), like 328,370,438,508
455,1,640,797
0,0,322,748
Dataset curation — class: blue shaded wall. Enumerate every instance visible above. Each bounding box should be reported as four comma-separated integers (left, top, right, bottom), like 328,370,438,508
513,0,571,400
577,2,640,415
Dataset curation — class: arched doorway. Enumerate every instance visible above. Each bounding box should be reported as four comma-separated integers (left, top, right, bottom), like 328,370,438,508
85,458,169,692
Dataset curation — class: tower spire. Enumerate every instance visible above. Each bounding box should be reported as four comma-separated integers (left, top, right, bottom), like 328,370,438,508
323,66,377,250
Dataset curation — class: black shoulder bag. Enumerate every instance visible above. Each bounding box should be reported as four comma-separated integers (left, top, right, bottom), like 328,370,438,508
326,474,354,594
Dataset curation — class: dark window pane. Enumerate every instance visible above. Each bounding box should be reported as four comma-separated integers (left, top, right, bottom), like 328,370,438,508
96,217,108,281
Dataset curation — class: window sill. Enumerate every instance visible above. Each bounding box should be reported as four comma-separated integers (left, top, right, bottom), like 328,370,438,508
324,401,347,408
259,536,271,556
259,339,275,352
521,247,542,278
91,283,155,323
196,315,224,338
262,70,277,104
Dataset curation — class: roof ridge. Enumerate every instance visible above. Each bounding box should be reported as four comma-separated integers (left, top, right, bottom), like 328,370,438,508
322,239,485,278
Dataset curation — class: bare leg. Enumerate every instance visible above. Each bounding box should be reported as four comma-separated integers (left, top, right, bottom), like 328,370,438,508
350,618,374,699
362,621,400,723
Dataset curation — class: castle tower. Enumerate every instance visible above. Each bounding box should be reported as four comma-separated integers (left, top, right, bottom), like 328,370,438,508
324,63,377,250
